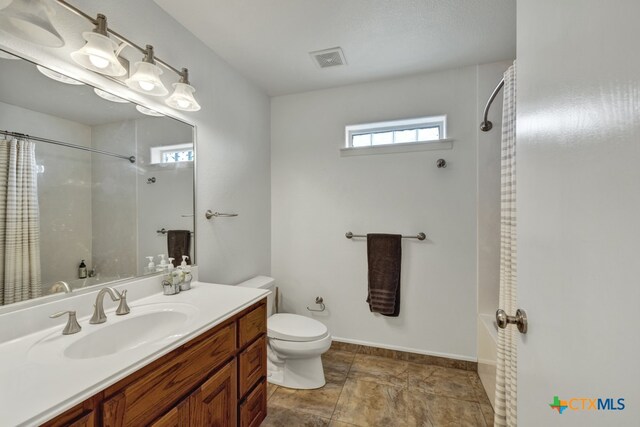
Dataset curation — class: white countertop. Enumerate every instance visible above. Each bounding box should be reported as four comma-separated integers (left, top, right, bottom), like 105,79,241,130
0,279,268,427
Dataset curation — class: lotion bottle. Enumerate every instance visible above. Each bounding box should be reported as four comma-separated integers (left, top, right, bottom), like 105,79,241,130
78,260,87,279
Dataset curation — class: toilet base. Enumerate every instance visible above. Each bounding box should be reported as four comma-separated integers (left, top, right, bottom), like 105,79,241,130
267,355,326,389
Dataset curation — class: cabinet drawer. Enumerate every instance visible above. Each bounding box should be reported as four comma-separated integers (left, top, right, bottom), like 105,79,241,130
239,380,267,427
103,323,236,427
239,335,267,397
238,304,266,348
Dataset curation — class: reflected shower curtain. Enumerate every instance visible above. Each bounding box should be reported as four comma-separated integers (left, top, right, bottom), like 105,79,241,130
495,62,517,427
0,137,41,305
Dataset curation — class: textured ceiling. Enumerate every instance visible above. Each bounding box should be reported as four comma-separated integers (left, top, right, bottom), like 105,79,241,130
154,0,516,96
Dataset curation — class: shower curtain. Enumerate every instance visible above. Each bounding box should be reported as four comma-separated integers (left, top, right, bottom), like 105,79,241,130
495,62,517,427
0,137,41,305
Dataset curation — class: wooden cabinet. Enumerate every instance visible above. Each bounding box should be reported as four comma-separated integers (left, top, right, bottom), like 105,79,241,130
190,360,237,427
239,380,267,427
42,299,267,427
239,336,267,397
150,398,189,427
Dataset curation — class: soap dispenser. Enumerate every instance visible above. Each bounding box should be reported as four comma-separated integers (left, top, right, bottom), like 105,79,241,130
180,257,193,291
180,255,189,267
157,254,167,272
78,260,87,279
167,257,175,270
145,256,155,274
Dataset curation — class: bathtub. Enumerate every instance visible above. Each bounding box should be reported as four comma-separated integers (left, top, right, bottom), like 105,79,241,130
477,313,497,409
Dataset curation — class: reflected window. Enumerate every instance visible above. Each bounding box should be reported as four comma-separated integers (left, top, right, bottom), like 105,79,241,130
150,143,194,164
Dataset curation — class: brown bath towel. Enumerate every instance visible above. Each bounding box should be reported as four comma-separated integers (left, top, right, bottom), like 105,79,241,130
167,230,191,267
366,234,402,317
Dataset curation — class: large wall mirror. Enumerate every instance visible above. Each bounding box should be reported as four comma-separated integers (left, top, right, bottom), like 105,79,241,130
0,49,195,308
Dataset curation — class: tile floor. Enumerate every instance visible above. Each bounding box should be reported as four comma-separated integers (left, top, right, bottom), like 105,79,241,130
263,345,495,427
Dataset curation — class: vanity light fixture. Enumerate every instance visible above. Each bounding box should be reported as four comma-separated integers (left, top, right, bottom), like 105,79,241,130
36,65,84,85
165,68,201,111
70,14,126,77
136,105,164,117
0,50,20,60
94,88,129,103
47,1,201,112
125,45,169,96
0,0,65,47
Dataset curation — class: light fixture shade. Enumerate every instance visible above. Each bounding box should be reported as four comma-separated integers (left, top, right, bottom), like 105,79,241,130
125,61,168,96
165,82,201,111
71,32,126,76
0,0,64,47
0,50,20,60
37,65,84,85
94,88,129,103
136,105,164,117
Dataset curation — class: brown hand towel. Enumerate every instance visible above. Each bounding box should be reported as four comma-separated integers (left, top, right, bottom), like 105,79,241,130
167,230,191,267
366,233,402,317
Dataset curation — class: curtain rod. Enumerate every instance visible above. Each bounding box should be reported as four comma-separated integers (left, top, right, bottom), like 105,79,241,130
480,78,505,132
0,130,136,163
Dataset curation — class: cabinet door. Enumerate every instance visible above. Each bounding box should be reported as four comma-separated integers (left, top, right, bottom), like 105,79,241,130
239,336,267,397
190,360,237,427
150,398,189,427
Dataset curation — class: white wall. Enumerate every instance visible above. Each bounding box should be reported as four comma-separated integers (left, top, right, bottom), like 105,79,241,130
271,62,509,360
476,63,505,317
91,120,137,280
0,101,92,291
517,0,640,424
135,117,194,274
0,0,271,285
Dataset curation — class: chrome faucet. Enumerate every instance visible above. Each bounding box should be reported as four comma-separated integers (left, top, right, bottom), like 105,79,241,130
50,310,82,335
52,281,72,294
90,287,121,324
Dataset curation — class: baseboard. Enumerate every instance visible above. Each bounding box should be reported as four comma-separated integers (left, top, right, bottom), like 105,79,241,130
331,336,478,371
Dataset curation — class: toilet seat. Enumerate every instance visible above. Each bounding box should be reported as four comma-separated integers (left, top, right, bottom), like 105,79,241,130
268,313,328,342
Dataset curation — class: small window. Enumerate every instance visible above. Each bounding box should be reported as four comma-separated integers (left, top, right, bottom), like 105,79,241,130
345,116,446,148
150,143,194,164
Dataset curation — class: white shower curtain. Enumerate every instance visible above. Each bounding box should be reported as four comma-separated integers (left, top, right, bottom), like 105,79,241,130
0,137,41,305
494,62,517,427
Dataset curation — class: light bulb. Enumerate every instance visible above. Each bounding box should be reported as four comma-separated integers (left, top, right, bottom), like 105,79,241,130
89,54,109,69
138,80,155,91
177,99,191,109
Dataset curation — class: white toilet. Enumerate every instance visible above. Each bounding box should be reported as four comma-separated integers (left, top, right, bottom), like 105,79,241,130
238,276,331,389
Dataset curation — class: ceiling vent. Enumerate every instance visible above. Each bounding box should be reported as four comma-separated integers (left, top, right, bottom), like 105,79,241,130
309,47,347,69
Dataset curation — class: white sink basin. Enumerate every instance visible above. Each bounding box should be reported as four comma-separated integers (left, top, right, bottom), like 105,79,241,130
29,303,199,361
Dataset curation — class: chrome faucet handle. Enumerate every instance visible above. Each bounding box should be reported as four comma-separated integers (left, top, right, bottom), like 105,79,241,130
50,310,82,335
90,287,121,324
116,289,130,315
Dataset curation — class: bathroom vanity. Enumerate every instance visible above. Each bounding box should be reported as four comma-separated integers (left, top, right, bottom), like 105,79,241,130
0,274,269,427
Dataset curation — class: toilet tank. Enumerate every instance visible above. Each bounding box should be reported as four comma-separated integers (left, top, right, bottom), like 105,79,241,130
236,276,276,316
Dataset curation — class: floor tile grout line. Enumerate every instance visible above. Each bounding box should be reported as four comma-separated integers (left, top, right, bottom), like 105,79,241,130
328,352,355,423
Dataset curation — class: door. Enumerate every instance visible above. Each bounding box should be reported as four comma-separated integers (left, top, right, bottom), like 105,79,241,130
516,0,640,425
190,360,238,427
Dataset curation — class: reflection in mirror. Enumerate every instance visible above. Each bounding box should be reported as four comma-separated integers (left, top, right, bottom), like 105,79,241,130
0,51,195,307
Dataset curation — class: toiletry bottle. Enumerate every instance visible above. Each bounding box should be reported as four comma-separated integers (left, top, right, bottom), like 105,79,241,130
78,260,87,279
157,254,167,272
167,258,175,271
180,255,189,267
145,256,155,274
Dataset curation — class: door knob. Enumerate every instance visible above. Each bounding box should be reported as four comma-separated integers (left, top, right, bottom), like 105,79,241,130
496,308,528,334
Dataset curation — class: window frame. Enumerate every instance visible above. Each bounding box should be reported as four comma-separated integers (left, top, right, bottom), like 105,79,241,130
150,142,195,165
345,115,447,149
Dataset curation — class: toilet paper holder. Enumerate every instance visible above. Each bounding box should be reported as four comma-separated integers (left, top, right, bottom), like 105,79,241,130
306,296,326,312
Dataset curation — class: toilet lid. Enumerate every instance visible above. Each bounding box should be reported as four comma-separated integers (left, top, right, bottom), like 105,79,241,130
268,313,328,342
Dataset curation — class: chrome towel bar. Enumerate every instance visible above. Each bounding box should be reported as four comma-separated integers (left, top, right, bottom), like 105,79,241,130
157,228,194,235
205,210,238,219
345,231,426,240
